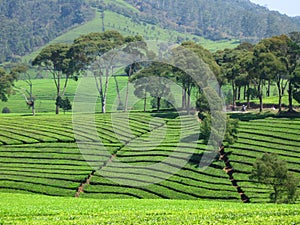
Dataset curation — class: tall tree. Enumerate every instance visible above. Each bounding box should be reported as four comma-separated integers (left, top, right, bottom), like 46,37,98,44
174,41,220,113
11,64,36,116
215,48,242,111
287,32,300,112
131,62,173,112
70,31,126,113
32,43,73,114
196,92,250,203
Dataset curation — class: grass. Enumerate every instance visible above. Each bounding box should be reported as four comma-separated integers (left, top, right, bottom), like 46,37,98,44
0,192,299,225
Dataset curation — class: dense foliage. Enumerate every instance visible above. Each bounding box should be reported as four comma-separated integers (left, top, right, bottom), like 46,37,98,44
250,153,299,203
0,0,93,63
123,0,300,41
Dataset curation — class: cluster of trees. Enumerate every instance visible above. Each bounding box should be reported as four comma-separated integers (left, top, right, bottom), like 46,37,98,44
215,33,300,112
2,30,300,115
31,31,144,114
0,0,93,63
123,0,300,41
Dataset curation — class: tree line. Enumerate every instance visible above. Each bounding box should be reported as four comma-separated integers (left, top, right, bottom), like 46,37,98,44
1,30,300,115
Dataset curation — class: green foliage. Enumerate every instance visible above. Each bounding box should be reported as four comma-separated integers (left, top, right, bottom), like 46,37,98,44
0,67,18,102
250,153,299,203
200,113,238,147
0,0,93,63
56,96,72,114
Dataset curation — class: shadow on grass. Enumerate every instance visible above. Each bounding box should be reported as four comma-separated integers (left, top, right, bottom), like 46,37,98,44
188,151,233,168
150,111,179,119
229,111,300,121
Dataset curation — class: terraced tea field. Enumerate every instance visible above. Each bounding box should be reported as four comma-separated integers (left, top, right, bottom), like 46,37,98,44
0,112,299,204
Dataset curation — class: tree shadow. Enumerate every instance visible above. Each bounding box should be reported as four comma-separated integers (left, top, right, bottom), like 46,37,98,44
188,151,233,168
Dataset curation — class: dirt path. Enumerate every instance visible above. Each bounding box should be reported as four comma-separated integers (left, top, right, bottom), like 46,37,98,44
74,154,117,197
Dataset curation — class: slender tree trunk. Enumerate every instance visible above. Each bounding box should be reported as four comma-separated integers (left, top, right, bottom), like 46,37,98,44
187,87,191,114
125,66,133,112
277,81,282,112
114,75,122,109
157,97,161,112
258,81,263,113
246,85,250,109
267,79,271,97
244,85,247,101
288,81,294,112
56,73,61,115
29,82,35,116
232,81,237,111
143,94,147,112
237,86,241,101
102,97,106,114
124,81,129,112
182,88,186,110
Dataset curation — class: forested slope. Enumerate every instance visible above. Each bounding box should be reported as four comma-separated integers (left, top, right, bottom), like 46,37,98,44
0,0,93,63
123,0,300,41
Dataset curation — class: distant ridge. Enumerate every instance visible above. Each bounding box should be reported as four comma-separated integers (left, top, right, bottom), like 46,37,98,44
121,0,300,41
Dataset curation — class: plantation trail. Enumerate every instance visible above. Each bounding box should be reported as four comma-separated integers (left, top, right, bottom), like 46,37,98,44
219,145,250,203
75,119,168,197
75,154,117,197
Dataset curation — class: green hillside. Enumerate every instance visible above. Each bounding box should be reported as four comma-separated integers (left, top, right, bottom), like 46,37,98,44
0,112,299,203
23,9,238,63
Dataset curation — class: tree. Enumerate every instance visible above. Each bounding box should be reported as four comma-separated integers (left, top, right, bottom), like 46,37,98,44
292,64,300,104
176,41,220,113
0,67,18,102
196,91,250,203
131,62,173,112
11,64,36,116
288,32,300,111
215,48,242,111
250,153,299,203
70,31,127,113
32,43,74,114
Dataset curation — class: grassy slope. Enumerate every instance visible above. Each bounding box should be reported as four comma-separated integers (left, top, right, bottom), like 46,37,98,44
23,8,238,62
0,192,299,225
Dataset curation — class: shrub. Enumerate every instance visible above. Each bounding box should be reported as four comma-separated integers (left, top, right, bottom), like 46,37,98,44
2,107,11,113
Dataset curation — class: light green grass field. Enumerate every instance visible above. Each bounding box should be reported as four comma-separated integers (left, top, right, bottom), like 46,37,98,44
0,193,299,225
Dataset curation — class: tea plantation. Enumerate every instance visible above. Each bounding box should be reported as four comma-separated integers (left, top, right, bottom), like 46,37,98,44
0,112,299,203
